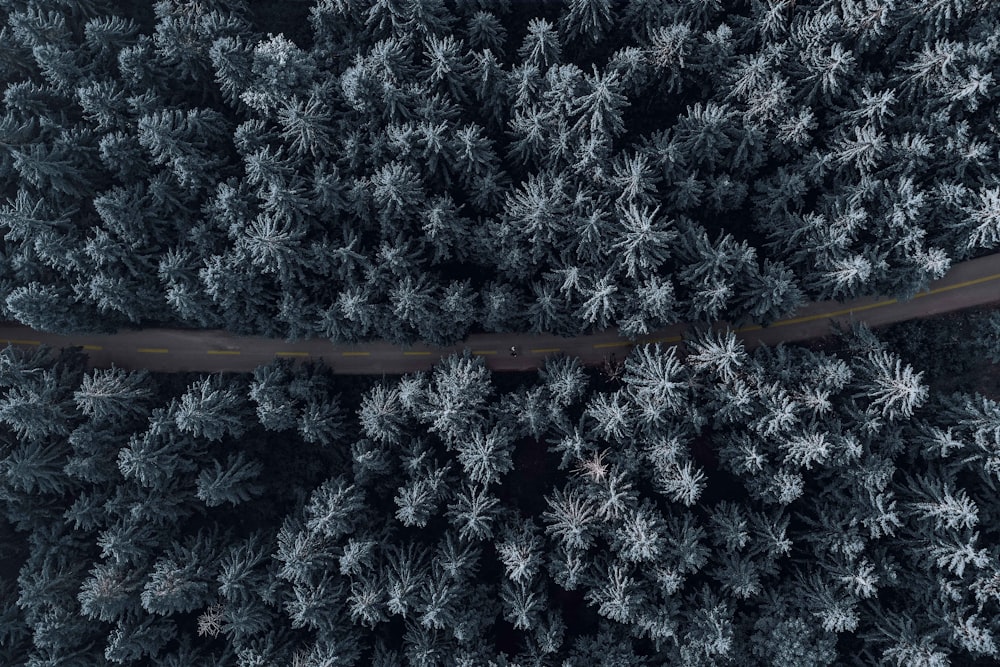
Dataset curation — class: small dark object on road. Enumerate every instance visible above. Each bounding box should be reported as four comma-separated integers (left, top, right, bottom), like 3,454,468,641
510,346,518,357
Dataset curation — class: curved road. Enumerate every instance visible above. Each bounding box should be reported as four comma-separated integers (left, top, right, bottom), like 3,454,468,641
1,254,999,374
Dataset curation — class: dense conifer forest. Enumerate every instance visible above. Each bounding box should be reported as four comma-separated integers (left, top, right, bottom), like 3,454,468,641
2,0,1000,665
1,0,999,338
1,321,1000,665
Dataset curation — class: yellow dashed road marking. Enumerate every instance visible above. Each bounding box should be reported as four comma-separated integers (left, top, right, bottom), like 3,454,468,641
645,335,684,344
207,350,241,355
82,344,103,351
342,351,371,356
735,273,1000,333
593,341,632,349
137,348,168,354
529,348,562,353
276,351,309,357
917,272,1000,296
768,298,898,328
2,339,41,346
403,351,433,356
471,350,497,355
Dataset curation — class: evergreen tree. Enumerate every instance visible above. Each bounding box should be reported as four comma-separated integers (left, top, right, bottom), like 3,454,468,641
611,203,677,279
619,274,679,338
298,396,348,447
526,277,577,335
136,107,231,192
240,33,319,114
855,348,928,421
0,366,75,443
305,475,365,540
455,424,514,486
685,328,747,382
540,355,589,408
571,65,628,141
584,389,633,444
196,453,264,508
73,367,154,424
420,353,492,445
174,376,250,442
623,344,689,427
559,0,616,44
543,484,599,551
479,281,527,333
738,259,805,324
78,561,143,623
464,11,507,52
141,553,211,616
518,18,562,69
447,482,500,541
957,185,1000,256
249,361,297,432
105,612,176,663
1,440,69,494
359,382,408,445
11,140,89,196
575,272,621,330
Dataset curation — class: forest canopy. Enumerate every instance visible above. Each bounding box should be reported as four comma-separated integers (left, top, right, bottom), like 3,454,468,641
2,324,1000,665
4,1,1000,665
0,0,998,341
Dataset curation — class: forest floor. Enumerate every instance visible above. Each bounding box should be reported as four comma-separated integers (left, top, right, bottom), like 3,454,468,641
921,307,1000,400
974,362,1000,400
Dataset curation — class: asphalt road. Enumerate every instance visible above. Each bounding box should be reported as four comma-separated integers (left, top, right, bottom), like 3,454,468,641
1,253,998,374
